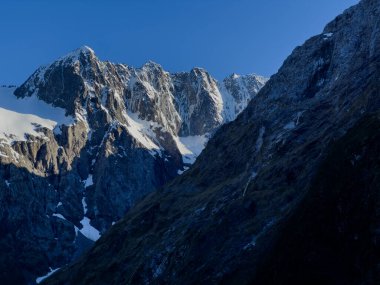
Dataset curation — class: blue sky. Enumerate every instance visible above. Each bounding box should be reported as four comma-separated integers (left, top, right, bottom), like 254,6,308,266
0,0,358,84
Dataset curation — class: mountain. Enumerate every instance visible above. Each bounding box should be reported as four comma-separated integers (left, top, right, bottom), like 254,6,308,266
42,0,380,284
0,49,266,284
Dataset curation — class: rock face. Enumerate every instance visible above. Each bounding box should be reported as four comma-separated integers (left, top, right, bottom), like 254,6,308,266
43,0,380,284
0,48,266,284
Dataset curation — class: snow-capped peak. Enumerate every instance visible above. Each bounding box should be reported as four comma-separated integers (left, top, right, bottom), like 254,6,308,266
142,60,164,70
60,45,96,62
231,73,240,79
14,46,267,168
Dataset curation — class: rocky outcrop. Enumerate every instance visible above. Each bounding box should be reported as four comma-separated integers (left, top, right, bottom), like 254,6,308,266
0,48,266,284
42,0,380,284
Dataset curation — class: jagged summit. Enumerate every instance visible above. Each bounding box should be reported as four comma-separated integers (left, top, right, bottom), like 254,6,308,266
56,45,97,64
190,66,207,72
78,45,95,54
15,46,267,132
141,60,163,69
0,45,267,284
68,45,95,56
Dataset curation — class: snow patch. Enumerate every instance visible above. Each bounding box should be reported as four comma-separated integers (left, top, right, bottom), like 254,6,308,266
0,87,74,144
323,32,333,40
284,121,296,130
0,107,55,144
52,213,66,220
84,175,94,187
79,217,101,241
177,166,190,175
0,87,73,125
122,111,161,154
175,135,208,164
82,197,88,214
36,267,60,284
79,194,100,241
219,85,236,122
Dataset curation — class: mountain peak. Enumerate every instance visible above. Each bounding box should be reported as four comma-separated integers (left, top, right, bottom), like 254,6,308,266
230,73,240,79
191,67,207,73
77,45,95,55
58,45,97,63
189,67,210,80
142,60,164,70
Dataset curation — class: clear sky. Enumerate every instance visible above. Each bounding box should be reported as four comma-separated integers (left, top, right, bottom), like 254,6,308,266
0,0,358,85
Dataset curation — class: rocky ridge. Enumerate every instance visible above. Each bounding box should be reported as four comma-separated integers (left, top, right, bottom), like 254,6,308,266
0,48,266,284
